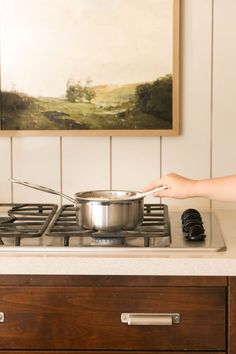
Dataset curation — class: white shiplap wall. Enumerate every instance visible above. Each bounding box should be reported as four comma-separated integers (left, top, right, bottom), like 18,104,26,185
0,0,236,209
162,0,212,209
211,0,236,209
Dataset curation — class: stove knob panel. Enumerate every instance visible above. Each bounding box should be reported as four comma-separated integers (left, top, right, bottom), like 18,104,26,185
181,209,206,242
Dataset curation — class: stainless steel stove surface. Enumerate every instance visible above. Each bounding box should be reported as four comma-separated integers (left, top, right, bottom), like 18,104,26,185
0,203,226,252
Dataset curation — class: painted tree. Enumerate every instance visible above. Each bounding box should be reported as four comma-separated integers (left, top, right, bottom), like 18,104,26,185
83,78,96,103
65,80,83,102
135,75,172,123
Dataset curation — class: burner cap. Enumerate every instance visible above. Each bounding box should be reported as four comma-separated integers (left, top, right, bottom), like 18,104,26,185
92,237,125,246
91,230,127,246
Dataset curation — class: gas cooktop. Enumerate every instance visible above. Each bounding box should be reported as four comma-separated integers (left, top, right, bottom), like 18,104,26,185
0,203,226,252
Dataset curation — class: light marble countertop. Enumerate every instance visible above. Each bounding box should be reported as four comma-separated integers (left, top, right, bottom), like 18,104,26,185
0,210,236,276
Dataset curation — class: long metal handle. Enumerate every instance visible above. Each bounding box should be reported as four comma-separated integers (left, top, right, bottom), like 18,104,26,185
128,186,168,200
9,178,75,203
121,313,180,326
0,312,4,322
138,186,168,198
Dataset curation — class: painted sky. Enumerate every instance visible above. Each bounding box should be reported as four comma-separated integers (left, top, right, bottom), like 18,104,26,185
1,0,173,97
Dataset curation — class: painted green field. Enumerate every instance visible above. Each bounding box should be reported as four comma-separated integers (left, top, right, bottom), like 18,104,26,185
1,83,172,130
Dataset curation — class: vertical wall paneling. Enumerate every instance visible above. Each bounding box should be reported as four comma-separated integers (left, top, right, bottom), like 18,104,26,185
0,137,11,202
61,137,110,203
0,0,235,211
112,137,161,204
12,137,61,203
161,0,213,210
212,0,236,209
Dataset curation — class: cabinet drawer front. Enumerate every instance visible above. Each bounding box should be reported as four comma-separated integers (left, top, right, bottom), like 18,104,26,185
0,352,227,354
0,286,226,350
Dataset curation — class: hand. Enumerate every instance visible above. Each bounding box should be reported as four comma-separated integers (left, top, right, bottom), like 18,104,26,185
143,172,196,199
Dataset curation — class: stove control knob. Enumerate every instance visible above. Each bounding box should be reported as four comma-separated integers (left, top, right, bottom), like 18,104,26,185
186,224,206,241
182,214,202,226
182,219,204,233
181,208,201,221
181,209,206,241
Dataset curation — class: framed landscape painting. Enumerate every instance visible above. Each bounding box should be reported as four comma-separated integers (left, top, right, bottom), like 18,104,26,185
0,0,180,136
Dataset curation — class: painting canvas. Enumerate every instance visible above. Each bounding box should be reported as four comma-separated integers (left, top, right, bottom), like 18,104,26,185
0,0,180,136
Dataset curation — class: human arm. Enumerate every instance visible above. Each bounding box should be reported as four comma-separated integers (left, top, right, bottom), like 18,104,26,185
143,172,236,202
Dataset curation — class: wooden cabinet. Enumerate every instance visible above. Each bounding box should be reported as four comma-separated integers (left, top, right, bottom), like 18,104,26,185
0,352,227,354
228,277,236,353
0,275,228,353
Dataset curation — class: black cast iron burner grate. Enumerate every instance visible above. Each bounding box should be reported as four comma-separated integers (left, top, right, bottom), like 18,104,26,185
0,204,58,246
46,204,171,247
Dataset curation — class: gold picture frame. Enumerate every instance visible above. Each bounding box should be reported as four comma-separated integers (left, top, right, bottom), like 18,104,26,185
0,0,180,136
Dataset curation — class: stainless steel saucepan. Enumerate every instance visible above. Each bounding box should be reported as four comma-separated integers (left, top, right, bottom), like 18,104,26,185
10,179,167,231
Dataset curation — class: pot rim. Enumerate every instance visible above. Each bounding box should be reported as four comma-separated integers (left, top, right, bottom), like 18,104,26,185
74,189,143,203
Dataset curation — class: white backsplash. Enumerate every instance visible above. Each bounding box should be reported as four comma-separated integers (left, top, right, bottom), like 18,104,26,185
0,0,236,210
61,137,110,203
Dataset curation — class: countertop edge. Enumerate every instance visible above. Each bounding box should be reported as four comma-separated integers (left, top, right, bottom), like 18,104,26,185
0,253,236,276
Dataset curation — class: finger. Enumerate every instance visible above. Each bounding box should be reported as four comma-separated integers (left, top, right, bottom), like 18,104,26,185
153,189,168,197
142,180,162,192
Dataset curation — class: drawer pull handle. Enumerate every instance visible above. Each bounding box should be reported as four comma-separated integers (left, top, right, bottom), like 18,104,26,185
0,312,4,323
121,313,180,326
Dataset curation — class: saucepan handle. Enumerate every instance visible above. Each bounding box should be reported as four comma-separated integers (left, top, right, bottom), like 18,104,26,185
9,178,75,203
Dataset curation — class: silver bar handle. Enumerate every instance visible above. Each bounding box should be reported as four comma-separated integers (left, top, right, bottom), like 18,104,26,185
0,312,4,323
9,178,75,203
121,313,180,326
